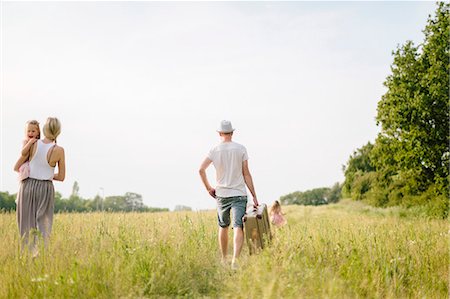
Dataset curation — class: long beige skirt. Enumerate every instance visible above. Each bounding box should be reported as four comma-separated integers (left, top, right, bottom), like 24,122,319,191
16,178,55,248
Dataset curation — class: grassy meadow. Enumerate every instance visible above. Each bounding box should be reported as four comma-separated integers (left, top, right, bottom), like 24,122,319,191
0,199,448,298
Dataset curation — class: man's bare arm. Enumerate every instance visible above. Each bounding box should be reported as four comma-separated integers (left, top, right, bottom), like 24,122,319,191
199,158,215,198
242,160,259,206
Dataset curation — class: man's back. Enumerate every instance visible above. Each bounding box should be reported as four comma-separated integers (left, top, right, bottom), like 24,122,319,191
208,141,248,197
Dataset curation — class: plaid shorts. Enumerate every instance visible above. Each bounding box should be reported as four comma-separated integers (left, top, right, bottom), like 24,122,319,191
216,196,248,228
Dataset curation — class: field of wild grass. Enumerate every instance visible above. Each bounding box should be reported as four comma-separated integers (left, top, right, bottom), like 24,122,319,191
0,199,448,298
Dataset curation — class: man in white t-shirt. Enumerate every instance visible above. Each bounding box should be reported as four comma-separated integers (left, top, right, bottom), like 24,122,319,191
199,120,259,270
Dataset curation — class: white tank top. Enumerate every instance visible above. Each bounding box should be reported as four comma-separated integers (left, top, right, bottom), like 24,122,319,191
29,140,56,180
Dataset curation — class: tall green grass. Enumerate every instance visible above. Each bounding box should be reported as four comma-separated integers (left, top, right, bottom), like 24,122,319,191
0,199,447,298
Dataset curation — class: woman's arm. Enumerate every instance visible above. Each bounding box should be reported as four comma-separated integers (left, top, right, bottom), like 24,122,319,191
14,156,27,172
14,141,36,172
53,147,66,181
21,139,37,156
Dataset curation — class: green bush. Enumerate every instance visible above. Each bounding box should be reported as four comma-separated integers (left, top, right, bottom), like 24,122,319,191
400,185,449,219
350,172,377,201
365,185,389,207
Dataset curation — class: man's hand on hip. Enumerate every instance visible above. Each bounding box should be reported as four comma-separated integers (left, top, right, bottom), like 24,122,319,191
208,188,216,199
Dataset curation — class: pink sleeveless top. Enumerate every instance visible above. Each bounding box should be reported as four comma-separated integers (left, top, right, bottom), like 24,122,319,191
271,213,287,226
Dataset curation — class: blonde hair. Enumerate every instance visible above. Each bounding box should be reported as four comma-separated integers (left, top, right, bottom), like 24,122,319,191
270,200,282,215
26,120,41,139
43,117,61,142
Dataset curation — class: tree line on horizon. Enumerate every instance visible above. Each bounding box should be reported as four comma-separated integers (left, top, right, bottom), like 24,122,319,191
279,183,342,206
342,3,449,219
0,181,169,213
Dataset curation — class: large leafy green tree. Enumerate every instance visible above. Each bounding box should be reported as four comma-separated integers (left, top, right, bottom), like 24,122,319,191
373,2,449,197
344,3,449,217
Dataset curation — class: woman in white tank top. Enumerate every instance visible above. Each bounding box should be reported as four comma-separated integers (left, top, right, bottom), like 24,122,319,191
15,117,66,256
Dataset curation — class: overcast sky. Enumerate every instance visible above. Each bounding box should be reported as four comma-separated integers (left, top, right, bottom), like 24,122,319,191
1,1,436,210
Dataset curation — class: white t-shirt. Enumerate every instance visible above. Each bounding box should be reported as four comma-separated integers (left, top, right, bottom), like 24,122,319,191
207,141,249,198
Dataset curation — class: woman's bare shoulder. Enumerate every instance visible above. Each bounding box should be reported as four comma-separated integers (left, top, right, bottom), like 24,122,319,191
54,145,65,155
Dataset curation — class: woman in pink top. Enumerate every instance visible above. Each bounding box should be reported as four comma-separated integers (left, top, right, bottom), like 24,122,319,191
269,200,287,227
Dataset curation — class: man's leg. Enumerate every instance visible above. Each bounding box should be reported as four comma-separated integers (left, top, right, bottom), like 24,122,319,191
231,196,248,268
219,226,229,261
217,197,231,263
232,226,244,263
